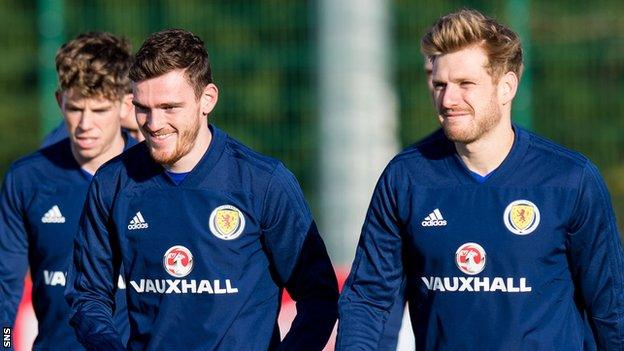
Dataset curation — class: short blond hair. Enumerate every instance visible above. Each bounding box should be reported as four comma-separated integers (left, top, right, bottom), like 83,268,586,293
55,32,132,100
421,9,523,81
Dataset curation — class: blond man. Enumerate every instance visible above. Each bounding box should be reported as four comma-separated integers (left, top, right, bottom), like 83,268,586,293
337,9,624,350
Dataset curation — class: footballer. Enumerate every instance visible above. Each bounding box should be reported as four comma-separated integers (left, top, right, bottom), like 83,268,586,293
65,29,339,350
0,32,135,350
337,9,624,350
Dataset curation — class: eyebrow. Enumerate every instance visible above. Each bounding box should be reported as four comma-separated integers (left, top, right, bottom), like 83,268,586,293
132,100,148,109
432,76,477,85
157,102,184,109
65,102,83,109
131,101,184,109
66,102,113,109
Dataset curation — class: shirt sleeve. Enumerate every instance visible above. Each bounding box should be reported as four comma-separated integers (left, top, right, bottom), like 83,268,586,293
260,163,339,350
336,166,405,350
568,161,624,349
0,168,29,328
64,175,125,351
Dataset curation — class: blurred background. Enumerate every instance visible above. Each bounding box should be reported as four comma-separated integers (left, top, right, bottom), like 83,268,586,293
2,0,624,350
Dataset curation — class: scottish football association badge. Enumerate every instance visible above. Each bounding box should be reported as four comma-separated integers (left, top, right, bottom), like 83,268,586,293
209,205,246,240
503,199,540,235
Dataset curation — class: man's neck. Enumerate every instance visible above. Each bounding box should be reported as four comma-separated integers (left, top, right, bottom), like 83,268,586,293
74,133,126,175
165,124,212,173
455,120,515,176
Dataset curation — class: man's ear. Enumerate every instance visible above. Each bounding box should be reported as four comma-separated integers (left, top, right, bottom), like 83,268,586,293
120,93,134,120
498,71,518,106
55,90,63,110
200,83,219,116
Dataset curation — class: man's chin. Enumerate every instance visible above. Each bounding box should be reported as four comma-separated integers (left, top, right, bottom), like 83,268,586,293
442,125,478,144
71,149,99,165
73,144,99,156
149,148,180,167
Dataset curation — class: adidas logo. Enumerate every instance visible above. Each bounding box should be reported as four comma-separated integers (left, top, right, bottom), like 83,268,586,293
41,205,66,223
421,208,447,227
128,212,149,230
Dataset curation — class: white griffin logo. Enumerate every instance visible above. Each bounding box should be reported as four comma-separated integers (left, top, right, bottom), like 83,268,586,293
170,252,186,275
463,250,480,272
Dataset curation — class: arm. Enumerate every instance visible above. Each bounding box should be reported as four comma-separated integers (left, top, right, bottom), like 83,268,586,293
568,162,624,350
279,222,339,350
336,167,404,351
261,164,339,351
64,176,124,351
376,281,408,351
0,169,29,329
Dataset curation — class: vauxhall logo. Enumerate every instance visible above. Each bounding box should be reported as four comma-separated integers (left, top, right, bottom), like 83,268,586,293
129,245,239,295
421,242,532,293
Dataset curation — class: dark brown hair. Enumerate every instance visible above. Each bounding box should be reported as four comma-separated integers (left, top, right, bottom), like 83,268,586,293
129,28,213,98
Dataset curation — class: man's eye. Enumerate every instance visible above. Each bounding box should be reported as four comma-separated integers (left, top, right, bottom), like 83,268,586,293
163,106,179,112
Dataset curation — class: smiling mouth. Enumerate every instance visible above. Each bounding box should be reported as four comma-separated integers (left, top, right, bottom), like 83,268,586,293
147,130,177,145
151,132,175,139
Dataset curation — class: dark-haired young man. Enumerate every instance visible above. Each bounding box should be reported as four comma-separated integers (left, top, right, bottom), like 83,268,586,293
66,29,339,350
0,32,134,350
337,9,624,350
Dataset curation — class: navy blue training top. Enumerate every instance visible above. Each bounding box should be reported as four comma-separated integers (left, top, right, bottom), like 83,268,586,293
65,125,339,350
337,126,624,350
0,136,135,350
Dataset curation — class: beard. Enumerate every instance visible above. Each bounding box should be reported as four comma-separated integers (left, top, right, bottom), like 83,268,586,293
146,115,202,167
440,94,501,144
